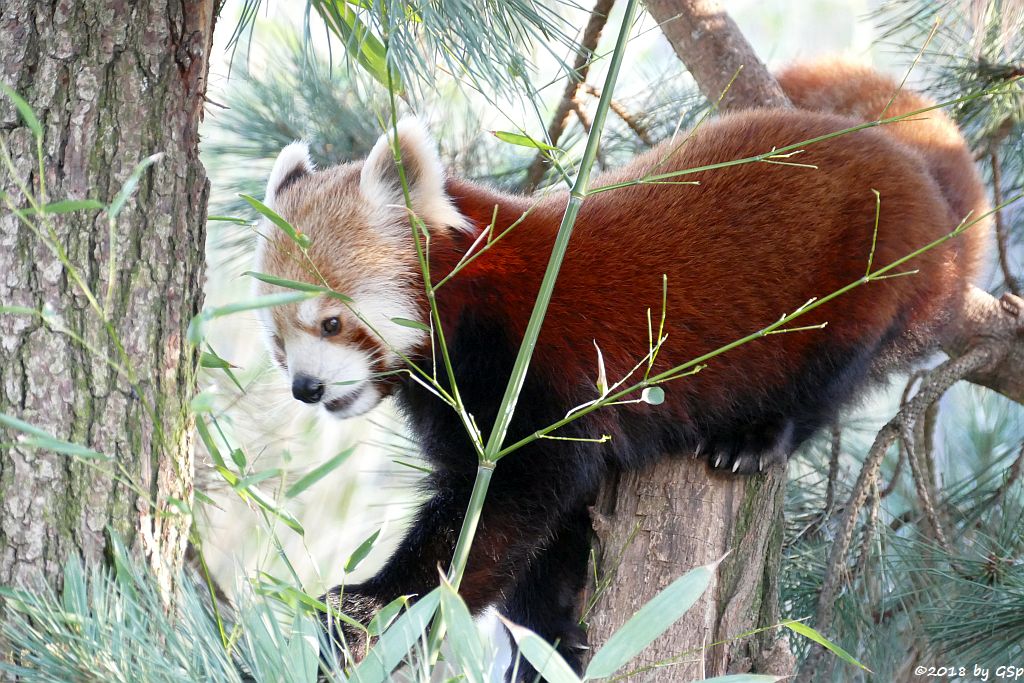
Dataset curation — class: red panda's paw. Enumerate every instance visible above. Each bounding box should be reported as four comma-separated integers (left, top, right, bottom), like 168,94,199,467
318,584,385,667
703,419,795,475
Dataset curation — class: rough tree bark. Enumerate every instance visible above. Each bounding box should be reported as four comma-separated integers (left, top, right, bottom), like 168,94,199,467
645,0,791,111
584,2,1024,680
581,3,795,679
0,1,217,596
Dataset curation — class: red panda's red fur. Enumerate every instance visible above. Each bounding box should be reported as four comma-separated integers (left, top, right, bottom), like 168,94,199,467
776,59,989,279
421,61,988,471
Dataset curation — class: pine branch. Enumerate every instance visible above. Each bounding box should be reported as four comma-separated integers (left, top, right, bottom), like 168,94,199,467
991,151,1022,297
583,84,655,145
798,344,1002,682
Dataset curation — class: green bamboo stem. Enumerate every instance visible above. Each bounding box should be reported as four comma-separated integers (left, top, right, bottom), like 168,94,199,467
481,0,640,464
422,0,641,665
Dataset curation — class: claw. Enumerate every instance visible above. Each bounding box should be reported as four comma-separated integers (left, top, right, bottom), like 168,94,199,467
714,455,722,468
732,460,741,473
758,456,764,472
1000,292,1022,317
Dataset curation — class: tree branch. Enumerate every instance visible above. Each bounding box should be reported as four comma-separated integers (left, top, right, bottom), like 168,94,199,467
643,0,790,112
990,151,1021,297
523,0,615,192
940,287,1024,404
583,84,655,146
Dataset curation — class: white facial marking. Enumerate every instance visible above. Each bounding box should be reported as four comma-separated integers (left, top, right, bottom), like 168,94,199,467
285,333,381,419
298,299,321,328
350,281,426,360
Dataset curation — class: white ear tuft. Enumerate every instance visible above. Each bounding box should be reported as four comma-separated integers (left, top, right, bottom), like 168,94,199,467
266,142,314,208
360,119,468,232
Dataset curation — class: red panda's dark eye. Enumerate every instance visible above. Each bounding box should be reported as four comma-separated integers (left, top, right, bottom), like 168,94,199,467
270,334,287,367
321,317,341,337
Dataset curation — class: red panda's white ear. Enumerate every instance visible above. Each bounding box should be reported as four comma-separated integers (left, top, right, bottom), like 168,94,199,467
265,142,313,209
360,119,469,232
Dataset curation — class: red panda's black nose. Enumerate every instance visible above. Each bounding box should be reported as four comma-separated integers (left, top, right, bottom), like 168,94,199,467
292,375,325,404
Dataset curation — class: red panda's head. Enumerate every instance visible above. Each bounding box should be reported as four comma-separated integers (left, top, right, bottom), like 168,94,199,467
254,119,470,419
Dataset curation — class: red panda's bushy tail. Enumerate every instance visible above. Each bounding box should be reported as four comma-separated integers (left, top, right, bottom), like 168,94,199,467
776,59,990,280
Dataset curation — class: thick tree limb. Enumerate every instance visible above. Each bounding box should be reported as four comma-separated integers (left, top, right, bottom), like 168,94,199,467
797,344,1005,682
940,287,1024,404
643,0,790,111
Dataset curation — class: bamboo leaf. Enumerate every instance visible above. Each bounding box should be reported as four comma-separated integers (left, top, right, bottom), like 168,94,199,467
253,573,336,615
285,612,320,682
501,617,581,683
0,305,38,316
349,588,441,683
244,271,352,303
232,468,282,492
366,596,409,637
440,579,488,683
491,130,560,151
199,351,237,370
250,490,304,536
641,386,665,405
195,417,225,469
286,447,356,498
0,412,56,440
189,390,217,414
200,348,244,392
240,193,312,248
219,466,304,536
389,317,429,332
0,82,42,139
208,215,251,224
782,620,871,672
193,489,216,506
18,199,105,215
109,154,163,219
187,291,315,345
344,529,381,573
584,560,717,679
594,341,608,396
18,435,110,460
0,413,108,460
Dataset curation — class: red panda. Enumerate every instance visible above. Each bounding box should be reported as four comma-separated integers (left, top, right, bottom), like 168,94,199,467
253,60,989,675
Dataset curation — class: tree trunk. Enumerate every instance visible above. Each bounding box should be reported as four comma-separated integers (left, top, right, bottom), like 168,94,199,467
584,463,792,679
0,0,216,596
581,2,795,678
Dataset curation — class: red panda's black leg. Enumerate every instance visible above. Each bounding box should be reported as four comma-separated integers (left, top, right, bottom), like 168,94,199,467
318,449,601,666
501,505,591,681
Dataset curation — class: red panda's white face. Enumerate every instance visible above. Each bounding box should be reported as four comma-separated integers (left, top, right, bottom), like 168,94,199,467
254,120,469,419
